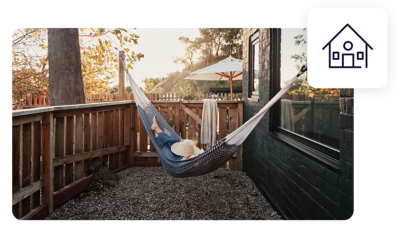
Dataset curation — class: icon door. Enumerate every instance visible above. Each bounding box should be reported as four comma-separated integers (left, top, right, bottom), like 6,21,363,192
342,54,354,67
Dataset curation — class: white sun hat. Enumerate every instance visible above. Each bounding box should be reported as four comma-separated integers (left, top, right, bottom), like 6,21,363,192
171,139,204,156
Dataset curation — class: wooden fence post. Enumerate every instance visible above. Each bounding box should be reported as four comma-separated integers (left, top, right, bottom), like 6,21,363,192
119,51,125,101
41,111,54,214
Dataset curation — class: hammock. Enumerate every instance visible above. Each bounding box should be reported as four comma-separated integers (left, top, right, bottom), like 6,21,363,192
125,61,307,178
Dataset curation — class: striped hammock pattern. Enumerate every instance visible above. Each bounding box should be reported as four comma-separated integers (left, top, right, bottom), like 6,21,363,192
126,62,307,178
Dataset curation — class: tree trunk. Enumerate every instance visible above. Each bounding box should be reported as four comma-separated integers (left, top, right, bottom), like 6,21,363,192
48,28,85,106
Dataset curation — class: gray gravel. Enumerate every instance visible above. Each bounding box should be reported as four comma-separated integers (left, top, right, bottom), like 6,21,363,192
46,167,281,220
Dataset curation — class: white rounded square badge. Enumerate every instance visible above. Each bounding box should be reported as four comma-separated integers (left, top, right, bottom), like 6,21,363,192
307,8,388,88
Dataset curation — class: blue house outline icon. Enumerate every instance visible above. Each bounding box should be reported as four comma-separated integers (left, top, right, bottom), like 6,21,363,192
322,24,373,68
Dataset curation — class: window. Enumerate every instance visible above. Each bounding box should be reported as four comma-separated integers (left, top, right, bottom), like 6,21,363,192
333,52,340,60
357,52,364,60
249,31,260,99
270,28,340,162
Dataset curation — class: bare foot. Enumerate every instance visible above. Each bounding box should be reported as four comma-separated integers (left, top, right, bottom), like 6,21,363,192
151,116,159,131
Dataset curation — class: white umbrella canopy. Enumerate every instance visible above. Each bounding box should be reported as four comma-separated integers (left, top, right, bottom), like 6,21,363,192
186,55,243,100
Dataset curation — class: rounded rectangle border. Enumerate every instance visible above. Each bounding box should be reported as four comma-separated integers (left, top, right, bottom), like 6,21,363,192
297,1,399,102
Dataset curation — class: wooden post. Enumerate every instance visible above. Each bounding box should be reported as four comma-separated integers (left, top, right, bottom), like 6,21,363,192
42,112,54,214
119,51,125,101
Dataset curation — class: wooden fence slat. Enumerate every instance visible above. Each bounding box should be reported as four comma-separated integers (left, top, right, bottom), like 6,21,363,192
91,112,98,152
198,108,202,148
12,125,21,218
42,112,54,214
173,104,180,135
139,114,148,163
218,107,227,168
103,111,109,166
188,109,196,141
181,107,187,139
54,117,64,192
119,109,125,166
22,123,32,216
83,114,90,173
228,107,238,169
65,116,74,186
109,110,115,169
114,110,120,169
31,121,41,209
98,111,104,154
75,114,83,181
129,104,137,166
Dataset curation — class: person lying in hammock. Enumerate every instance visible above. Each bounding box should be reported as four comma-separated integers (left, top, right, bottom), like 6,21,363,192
151,116,204,160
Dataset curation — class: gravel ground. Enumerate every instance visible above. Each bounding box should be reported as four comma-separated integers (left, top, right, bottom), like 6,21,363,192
46,167,281,220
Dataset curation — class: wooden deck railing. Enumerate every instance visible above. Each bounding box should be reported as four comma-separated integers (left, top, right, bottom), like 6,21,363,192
12,100,243,219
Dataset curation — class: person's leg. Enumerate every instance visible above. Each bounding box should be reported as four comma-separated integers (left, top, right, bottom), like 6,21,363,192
152,117,183,160
158,132,180,149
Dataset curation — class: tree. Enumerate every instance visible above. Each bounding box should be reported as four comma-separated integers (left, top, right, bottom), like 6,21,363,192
48,29,86,105
173,36,196,69
285,28,339,100
12,28,144,109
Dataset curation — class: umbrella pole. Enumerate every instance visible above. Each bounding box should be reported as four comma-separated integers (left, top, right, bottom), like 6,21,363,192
230,78,233,100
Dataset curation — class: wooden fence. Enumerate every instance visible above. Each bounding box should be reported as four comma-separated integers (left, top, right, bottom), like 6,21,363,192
282,94,340,149
12,100,243,219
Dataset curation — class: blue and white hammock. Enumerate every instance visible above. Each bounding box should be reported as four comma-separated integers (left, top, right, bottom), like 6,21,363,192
125,61,307,178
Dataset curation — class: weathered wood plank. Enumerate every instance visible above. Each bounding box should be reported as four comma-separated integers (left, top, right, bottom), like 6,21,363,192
74,114,83,181
65,116,74,186
181,108,187,139
13,113,45,126
173,104,180,135
181,106,202,124
54,117,64,192
41,112,54,214
188,109,196,141
133,151,159,157
237,102,243,170
31,121,41,209
129,104,137,166
98,111,104,164
91,112,98,151
103,111,109,166
22,123,32,216
228,107,238,169
53,175,93,209
53,146,128,167
54,104,130,118
12,125,21,218
219,107,227,168
139,114,148,163
114,110,120,168
109,110,115,169
13,179,44,205
83,114,90,173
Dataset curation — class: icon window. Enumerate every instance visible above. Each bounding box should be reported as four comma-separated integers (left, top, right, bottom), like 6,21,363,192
333,52,340,60
357,52,364,60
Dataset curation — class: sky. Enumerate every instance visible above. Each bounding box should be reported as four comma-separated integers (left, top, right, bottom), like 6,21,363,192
281,28,307,86
107,28,200,87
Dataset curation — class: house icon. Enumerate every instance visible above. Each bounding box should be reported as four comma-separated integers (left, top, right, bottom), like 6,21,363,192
322,24,373,68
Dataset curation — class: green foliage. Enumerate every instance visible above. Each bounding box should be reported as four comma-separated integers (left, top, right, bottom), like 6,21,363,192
125,86,132,93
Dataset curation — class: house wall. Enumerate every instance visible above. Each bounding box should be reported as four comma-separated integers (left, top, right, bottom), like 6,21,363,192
241,28,354,220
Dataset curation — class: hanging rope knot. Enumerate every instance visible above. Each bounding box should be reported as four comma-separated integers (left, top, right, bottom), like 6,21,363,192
297,63,308,77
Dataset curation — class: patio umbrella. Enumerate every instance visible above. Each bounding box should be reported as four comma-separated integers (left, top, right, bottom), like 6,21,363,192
186,55,242,100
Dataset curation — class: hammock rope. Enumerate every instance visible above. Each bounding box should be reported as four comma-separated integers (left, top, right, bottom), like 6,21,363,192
124,59,307,178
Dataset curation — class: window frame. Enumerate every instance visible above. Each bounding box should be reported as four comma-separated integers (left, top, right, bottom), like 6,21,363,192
268,28,340,169
249,31,260,100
